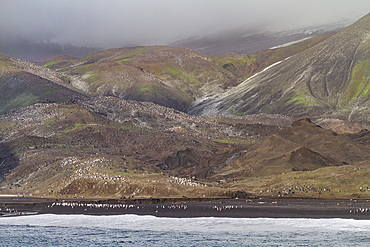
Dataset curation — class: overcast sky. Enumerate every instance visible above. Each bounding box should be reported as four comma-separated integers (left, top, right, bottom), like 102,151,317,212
1,0,369,48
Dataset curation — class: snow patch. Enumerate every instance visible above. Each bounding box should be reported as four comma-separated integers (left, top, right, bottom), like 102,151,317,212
269,37,312,49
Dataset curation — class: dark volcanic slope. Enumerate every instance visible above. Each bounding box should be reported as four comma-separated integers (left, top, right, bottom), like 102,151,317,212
217,118,370,179
190,13,370,122
0,72,86,114
0,55,87,114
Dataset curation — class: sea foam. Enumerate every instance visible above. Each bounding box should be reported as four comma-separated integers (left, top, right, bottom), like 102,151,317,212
1,215,369,246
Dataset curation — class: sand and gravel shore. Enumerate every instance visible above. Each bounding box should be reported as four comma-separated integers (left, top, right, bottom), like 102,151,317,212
1,196,369,219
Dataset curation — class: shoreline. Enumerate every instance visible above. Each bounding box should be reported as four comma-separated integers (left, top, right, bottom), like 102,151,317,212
1,197,369,219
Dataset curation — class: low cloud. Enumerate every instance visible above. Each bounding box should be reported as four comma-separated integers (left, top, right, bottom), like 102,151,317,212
1,0,369,48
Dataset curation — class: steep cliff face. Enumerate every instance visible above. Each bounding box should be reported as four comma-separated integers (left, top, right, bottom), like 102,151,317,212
190,13,370,122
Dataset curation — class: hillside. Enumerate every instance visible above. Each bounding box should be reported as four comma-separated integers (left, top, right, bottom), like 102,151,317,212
0,55,86,114
216,118,370,179
0,97,283,197
41,34,333,112
45,46,231,112
0,32,334,115
0,100,368,199
190,13,370,122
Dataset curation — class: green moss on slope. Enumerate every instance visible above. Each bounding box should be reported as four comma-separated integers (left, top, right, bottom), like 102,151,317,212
73,64,92,74
118,58,131,62
138,85,154,94
0,93,40,114
286,95,317,106
163,65,203,89
341,60,370,106
63,123,89,133
115,47,151,61
43,60,57,68
130,83,193,111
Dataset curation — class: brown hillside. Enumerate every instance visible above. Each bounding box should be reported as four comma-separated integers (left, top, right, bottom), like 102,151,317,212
216,118,370,179
0,97,282,197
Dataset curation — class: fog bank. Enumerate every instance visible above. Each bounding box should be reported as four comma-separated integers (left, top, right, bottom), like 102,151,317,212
1,0,369,48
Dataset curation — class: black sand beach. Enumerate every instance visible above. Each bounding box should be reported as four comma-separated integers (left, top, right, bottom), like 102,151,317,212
1,196,369,219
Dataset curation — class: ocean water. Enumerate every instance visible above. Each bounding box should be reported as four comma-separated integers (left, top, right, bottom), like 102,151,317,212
0,215,369,246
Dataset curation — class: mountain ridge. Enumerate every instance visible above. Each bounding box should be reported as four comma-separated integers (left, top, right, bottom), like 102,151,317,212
37,32,337,113
0,29,339,115
190,13,370,122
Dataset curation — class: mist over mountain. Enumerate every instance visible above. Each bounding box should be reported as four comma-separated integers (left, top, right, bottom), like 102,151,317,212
1,0,370,61
0,38,102,62
170,21,349,56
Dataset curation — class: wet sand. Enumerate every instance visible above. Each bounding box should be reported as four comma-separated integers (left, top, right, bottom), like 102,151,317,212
1,197,369,219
